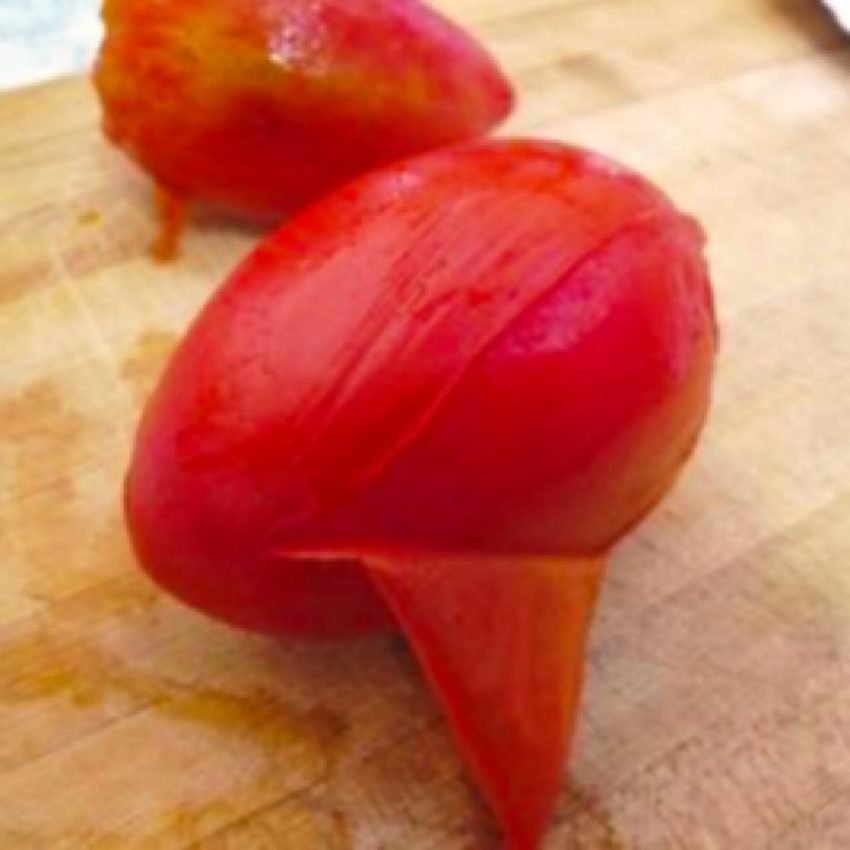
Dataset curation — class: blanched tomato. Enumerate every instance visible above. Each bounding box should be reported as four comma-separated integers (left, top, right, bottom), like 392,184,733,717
126,140,717,848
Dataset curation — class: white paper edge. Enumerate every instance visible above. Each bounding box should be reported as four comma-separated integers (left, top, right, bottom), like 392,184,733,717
823,0,850,32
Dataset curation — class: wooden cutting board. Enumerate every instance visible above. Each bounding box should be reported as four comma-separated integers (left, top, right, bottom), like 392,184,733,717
2,1,850,847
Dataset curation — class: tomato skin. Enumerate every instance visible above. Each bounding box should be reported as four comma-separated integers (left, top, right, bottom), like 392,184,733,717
94,0,513,220
125,139,716,847
367,551,605,850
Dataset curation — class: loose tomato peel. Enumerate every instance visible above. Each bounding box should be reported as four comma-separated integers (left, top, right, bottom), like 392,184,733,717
152,186,188,262
369,552,605,850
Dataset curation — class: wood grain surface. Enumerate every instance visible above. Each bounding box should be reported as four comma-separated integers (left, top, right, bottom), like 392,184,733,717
2,1,850,847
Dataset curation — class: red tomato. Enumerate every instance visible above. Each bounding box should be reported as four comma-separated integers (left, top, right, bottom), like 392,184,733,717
126,140,717,848
94,0,513,223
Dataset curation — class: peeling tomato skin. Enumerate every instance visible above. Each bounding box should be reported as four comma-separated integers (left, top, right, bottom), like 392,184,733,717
368,552,605,850
125,139,717,846
94,0,513,219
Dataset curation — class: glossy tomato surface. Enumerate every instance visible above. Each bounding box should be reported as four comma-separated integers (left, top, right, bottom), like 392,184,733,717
127,139,715,632
95,0,513,219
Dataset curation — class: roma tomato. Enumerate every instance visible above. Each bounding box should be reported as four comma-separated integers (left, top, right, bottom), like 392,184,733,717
94,0,513,255
126,140,716,848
